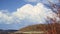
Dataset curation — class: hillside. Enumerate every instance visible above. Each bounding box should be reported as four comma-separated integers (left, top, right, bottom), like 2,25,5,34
12,24,47,34
12,23,60,34
19,24,47,32
0,23,60,34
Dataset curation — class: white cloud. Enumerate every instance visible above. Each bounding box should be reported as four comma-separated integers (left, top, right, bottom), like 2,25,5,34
0,11,21,24
13,3,57,24
0,3,57,24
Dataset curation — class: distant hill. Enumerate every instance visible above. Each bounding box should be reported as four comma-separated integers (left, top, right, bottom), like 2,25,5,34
13,23,60,34
0,30,18,34
12,24,47,34
19,24,47,32
0,23,60,34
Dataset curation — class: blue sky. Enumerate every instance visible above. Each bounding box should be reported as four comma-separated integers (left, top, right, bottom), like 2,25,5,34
0,0,58,30
0,0,26,12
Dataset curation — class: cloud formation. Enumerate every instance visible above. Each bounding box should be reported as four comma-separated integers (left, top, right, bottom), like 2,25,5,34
0,11,20,24
0,3,57,24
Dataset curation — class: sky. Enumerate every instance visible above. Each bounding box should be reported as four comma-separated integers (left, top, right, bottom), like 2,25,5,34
0,0,59,30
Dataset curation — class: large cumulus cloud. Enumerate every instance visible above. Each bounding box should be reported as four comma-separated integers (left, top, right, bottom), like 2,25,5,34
0,3,57,24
